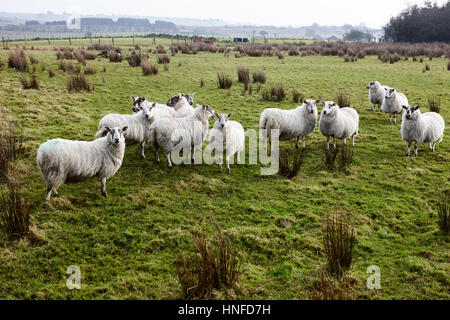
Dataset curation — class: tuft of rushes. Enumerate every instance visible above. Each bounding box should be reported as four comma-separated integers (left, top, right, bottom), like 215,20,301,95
217,73,233,89
323,212,355,277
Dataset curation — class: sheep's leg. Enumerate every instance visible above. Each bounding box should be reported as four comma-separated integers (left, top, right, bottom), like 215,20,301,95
101,178,107,197
52,187,59,196
352,135,355,147
226,156,231,175
45,186,53,201
302,137,306,150
432,143,436,152
295,137,300,149
218,155,223,173
191,145,195,164
414,142,418,157
343,138,347,146
165,152,172,168
326,137,330,150
394,114,397,124
153,148,160,163
139,141,146,159
406,142,412,156
373,104,376,112
237,151,241,165
333,137,337,149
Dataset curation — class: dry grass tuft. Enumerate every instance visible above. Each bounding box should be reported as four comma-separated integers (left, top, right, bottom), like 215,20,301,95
278,148,305,179
428,96,440,113
8,50,28,72
323,212,355,277
176,229,241,299
217,73,233,89
252,70,267,84
0,176,30,240
19,73,39,89
67,74,93,92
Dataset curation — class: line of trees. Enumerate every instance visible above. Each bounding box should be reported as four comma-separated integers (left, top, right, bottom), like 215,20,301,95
384,1,450,42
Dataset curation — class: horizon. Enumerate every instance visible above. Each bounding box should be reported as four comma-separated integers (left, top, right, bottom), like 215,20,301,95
1,0,448,29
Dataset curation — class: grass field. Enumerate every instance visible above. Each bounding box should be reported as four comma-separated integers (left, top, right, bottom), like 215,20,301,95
0,39,449,299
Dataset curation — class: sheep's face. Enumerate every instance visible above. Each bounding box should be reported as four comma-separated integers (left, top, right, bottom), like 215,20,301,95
106,126,127,145
198,104,216,119
385,88,396,100
184,93,195,106
303,99,319,114
142,103,156,121
167,93,192,107
131,96,147,112
403,105,420,120
322,101,338,116
366,81,375,89
216,113,232,128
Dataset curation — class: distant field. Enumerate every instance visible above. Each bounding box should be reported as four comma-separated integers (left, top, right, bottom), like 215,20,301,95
0,39,448,299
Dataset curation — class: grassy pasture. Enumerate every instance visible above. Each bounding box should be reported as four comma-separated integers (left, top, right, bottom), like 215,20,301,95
0,39,449,299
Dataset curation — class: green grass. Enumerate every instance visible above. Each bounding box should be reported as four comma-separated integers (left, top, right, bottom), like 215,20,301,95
0,41,449,300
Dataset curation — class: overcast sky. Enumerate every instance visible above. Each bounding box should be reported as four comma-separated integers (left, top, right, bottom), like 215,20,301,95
2,0,447,28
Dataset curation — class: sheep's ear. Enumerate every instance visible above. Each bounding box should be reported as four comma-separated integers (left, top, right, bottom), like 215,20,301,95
152,103,156,107
122,126,128,132
331,102,336,106
302,99,307,104
316,99,323,104
142,96,146,100
402,105,408,110
130,96,135,101
227,113,233,118
105,127,111,133
414,106,420,111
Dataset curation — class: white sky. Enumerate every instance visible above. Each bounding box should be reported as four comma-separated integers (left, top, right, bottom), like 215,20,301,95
1,0,447,28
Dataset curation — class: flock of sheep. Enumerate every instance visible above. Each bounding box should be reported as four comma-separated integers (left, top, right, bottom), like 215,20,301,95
36,83,445,200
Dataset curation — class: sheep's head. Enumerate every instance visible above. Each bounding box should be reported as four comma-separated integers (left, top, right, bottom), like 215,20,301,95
105,126,127,145
366,81,375,89
131,96,147,112
184,93,195,106
402,105,420,120
216,113,232,128
322,101,338,116
303,99,320,114
385,88,396,100
196,104,216,120
142,103,156,121
167,93,191,107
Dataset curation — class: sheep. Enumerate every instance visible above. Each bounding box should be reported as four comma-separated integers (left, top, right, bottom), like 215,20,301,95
166,93,196,117
208,113,245,174
259,99,319,150
130,96,175,114
381,88,408,124
95,104,156,158
149,104,216,168
319,101,359,149
366,81,389,112
167,93,195,107
401,105,445,157
37,126,127,201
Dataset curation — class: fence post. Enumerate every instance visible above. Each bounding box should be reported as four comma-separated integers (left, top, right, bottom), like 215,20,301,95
112,37,114,46
69,37,72,45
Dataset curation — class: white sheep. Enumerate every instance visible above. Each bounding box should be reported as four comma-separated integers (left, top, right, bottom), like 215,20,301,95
149,104,216,168
367,81,389,112
37,126,127,201
208,113,245,174
167,93,196,118
95,104,155,158
401,105,445,157
259,99,319,150
319,101,359,149
381,88,408,124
